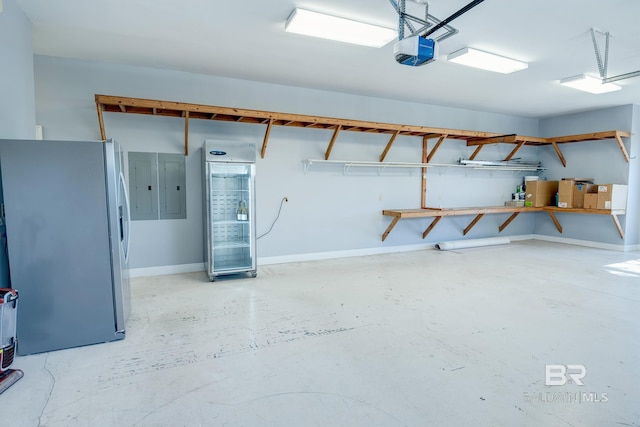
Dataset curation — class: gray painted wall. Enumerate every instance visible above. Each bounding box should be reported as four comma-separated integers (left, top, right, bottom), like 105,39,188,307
34,55,541,269
0,0,36,288
538,105,636,246
627,105,640,245
0,0,35,139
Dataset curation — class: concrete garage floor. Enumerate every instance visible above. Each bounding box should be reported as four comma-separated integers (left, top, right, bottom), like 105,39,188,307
3,240,639,426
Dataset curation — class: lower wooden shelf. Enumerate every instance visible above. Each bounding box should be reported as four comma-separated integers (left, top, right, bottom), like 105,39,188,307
382,206,626,241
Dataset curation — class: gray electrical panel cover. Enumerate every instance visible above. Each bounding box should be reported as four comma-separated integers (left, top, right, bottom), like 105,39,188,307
128,152,186,220
159,153,186,220
128,152,158,221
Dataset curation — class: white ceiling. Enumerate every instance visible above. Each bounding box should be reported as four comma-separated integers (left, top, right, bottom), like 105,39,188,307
17,0,640,118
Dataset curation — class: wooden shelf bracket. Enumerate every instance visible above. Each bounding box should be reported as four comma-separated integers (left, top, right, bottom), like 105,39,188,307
261,118,274,159
426,134,447,163
546,211,563,233
504,140,526,161
382,216,400,242
611,214,625,239
499,212,521,232
615,132,631,163
463,213,485,235
422,216,442,239
325,125,342,160
97,102,106,141
469,145,484,161
379,130,401,162
549,141,567,167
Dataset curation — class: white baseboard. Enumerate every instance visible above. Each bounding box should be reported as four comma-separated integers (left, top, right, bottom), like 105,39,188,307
257,242,437,266
129,262,205,278
530,234,634,252
128,235,638,278
507,234,536,242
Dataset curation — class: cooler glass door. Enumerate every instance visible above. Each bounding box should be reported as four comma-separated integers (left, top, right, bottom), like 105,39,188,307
207,162,255,274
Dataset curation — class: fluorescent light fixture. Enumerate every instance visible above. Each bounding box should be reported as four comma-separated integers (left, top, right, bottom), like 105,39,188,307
285,8,397,48
447,47,528,74
559,74,621,94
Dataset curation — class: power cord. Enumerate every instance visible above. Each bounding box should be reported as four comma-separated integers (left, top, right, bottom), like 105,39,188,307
257,197,288,240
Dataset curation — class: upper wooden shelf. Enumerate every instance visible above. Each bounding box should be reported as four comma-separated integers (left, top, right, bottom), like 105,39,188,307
94,95,631,162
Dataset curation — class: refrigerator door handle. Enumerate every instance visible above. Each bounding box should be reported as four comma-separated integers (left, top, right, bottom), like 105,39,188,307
119,172,132,263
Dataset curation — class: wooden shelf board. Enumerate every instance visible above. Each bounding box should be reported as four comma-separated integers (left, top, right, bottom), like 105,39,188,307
384,206,624,218
382,206,626,241
96,94,631,160
96,95,631,145
382,206,544,219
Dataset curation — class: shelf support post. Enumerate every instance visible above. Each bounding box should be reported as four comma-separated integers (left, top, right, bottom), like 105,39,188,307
261,118,274,159
421,136,428,209
463,213,484,235
184,111,189,156
549,141,567,167
325,125,342,160
380,130,401,162
96,102,107,141
614,133,630,163
422,216,442,239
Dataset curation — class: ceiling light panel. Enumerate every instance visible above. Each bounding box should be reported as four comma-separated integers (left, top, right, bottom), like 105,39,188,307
559,75,622,94
285,8,397,48
447,47,528,74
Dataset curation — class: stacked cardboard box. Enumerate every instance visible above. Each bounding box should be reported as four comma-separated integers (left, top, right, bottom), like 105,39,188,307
532,179,627,210
596,184,628,210
525,180,558,207
557,178,595,208
584,186,599,209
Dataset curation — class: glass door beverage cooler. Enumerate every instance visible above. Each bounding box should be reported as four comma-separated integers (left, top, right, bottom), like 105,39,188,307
203,141,257,281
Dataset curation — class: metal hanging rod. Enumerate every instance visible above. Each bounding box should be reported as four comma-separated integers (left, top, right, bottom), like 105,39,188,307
422,0,485,38
590,28,640,84
388,0,459,42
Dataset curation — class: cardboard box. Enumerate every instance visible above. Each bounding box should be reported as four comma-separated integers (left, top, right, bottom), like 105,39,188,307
596,184,628,210
562,178,594,182
584,193,598,209
572,183,597,209
525,180,558,207
557,180,574,208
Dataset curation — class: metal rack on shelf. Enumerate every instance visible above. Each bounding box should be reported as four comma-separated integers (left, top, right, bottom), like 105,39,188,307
302,159,544,175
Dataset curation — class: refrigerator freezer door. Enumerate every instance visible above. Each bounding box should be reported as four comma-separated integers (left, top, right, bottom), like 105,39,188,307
0,139,125,355
104,140,130,335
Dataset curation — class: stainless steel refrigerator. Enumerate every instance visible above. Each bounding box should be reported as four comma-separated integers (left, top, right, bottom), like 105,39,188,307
203,141,257,281
0,138,131,355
